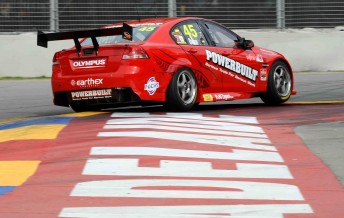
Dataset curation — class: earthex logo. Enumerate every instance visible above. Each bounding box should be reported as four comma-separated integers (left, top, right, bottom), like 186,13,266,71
71,78,103,87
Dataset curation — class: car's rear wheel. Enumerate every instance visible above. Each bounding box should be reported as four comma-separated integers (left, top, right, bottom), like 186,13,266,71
165,68,197,111
260,61,292,105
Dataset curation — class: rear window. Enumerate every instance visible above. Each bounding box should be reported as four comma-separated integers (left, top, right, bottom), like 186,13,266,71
82,25,159,46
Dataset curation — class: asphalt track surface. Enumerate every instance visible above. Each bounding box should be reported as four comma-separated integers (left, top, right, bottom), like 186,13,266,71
0,71,344,217
1,72,344,120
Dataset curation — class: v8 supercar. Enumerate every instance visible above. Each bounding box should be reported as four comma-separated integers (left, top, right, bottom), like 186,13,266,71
38,17,296,112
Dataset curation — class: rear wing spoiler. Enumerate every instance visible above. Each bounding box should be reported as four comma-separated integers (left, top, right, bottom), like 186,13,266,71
37,23,133,55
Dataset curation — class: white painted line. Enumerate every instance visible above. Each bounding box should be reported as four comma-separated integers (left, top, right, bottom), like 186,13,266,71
60,204,313,218
98,132,274,151
106,117,264,133
90,147,283,162
83,158,293,179
103,124,267,138
71,179,305,200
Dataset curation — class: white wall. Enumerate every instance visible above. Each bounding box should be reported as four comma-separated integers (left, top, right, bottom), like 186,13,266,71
0,33,72,77
0,28,343,77
236,28,344,72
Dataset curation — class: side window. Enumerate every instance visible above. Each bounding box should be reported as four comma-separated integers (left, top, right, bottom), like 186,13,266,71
204,22,237,48
171,22,208,46
171,27,187,45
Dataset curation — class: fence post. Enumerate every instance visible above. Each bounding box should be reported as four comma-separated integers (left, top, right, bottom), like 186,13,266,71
168,0,177,17
50,0,59,32
276,0,285,29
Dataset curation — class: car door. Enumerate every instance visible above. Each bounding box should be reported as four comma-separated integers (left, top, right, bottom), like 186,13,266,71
200,20,261,92
171,20,223,93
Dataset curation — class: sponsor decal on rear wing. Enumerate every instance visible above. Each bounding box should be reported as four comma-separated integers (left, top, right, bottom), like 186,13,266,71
37,23,133,56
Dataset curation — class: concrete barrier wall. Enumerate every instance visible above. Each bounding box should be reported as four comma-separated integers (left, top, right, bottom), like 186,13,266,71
237,28,344,72
0,33,73,77
0,28,343,77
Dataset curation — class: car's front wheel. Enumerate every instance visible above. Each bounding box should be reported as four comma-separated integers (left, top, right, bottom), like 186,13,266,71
165,68,197,111
260,61,292,105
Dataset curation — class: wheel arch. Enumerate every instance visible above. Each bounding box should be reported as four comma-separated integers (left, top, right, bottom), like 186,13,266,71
165,66,199,111
165,66,200,97
273,57,295,90
259,59,293,105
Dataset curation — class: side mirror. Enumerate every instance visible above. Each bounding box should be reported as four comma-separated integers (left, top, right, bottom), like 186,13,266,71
235,38,254,50
245,40,254,49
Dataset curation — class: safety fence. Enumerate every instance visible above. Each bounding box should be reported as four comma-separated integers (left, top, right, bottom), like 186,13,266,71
285,1,344,28
1,0,344,32
0,1,50,32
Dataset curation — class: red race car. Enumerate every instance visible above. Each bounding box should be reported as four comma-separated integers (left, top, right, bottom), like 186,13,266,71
38,17,296,112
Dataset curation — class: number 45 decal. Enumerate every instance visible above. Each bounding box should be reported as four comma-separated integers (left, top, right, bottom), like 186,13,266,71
183,24,198,38
139,26,156,32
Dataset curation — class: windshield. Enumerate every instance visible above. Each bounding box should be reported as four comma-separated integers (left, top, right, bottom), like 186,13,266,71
81,25,159,46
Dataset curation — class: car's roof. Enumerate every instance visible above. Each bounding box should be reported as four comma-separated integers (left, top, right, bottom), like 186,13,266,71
105,17,200,28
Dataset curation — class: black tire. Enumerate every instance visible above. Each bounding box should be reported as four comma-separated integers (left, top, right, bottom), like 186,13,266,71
165,68,198,111
260,61,292,105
